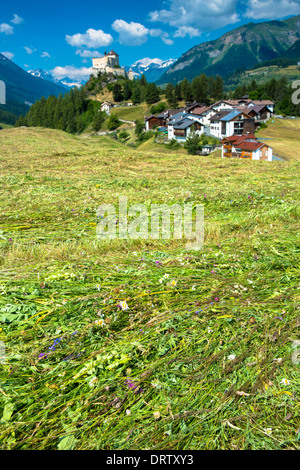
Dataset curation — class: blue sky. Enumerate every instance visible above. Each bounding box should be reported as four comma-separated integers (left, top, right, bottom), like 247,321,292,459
1,0,299,81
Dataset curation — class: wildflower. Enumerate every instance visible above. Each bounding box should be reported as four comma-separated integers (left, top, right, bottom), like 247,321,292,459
280,378,290,386
159,278,164,284
126,409,131,416
95,319,105,327
207,327,213,333
211,270,215,274
151,379,162,389
170,280,177,287
264,428,272,435
89,376,98,387
214,297,219,301
96,284,101,291
153,411,161,420
227,354,236,361
132,252,137,256
192,285,196,291
163,273,169,279
119,300,129,310
115,265,120,271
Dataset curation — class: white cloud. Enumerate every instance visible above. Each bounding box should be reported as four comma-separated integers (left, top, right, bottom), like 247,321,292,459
51,65,93,81
24,46,36,54
149,0,240,31
75,49,102,58
11,14,24,25
1,51,14,60
0,23,14,35
112,19,149,45
41,51,51,58
174,26,201,38
66,28,113,48
162,37,174,45
112,19,173,46
245,0,300,19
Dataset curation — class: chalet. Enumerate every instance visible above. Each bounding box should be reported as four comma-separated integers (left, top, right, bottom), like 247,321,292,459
241,105,273,123
144,114,167,131
168,114,204,141
188,106,216,126
248,100,274,113
101,101,115,114
211,98,274,115
221,135,273,161
209,109,255,139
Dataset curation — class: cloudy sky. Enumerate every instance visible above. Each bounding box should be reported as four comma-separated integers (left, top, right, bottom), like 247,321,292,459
1,0,299,81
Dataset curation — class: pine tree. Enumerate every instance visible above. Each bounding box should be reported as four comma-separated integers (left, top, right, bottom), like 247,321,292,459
180,78,193,103
112,83,123,102
145,83,160,104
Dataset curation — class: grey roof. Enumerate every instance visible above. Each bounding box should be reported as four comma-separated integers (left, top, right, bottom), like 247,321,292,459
173,118,201,130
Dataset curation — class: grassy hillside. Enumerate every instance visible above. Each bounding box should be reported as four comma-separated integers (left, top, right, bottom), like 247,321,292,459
228,65,300,88
256,118,300,160
0,127,299,450
110,103,149,122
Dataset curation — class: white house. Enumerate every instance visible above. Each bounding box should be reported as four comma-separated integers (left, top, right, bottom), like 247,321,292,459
209,109,255,139
168,115,204,141
101,101,115,114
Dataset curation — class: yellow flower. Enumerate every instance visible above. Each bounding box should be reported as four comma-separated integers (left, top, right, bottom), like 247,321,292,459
280,378,290,385
170,280,177,287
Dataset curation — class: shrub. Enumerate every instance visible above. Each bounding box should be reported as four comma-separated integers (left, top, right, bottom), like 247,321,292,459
107,115,121,130
184,132,201,155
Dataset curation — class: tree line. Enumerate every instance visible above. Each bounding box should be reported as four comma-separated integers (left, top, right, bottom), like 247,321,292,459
14,71,300,134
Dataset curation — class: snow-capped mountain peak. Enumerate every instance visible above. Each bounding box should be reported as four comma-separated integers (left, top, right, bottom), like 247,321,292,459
125,57,177,82
27,69,85,89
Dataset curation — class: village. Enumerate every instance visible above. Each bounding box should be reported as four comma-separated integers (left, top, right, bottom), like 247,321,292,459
89,52,277,161
100,95,276,161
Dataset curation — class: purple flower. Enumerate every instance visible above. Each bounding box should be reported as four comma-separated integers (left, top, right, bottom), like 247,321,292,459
38,353,46,358
211,270,215,274
215,297,219,301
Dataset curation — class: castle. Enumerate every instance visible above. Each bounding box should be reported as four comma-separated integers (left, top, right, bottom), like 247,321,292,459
91,51,134,80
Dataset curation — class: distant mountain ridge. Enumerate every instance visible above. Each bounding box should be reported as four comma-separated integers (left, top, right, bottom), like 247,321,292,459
27,69,86,88
157,15,300,85
0,54,67,118
125,58,177,82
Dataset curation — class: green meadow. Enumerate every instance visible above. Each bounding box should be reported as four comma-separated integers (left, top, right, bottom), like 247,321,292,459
0,122,299,450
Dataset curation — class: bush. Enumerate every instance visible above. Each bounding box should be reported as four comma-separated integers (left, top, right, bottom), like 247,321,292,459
150,102,167,114
107,115,121,130
118,130,130,141
184,132,201,155
168,139,181,149
137,131,153,142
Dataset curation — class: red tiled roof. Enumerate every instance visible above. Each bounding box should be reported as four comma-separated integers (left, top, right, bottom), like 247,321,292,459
235,141,265,151
223,134,256,144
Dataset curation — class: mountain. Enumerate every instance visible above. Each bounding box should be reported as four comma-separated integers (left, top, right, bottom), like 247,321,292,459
0,54,68,119
27,69,86,89
282,38,300,60
157,15,300,85
125,58,177,82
